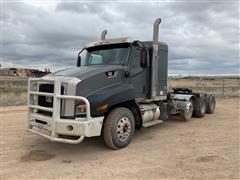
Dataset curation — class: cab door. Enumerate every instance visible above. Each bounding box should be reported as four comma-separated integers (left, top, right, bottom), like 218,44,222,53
129,47,149,98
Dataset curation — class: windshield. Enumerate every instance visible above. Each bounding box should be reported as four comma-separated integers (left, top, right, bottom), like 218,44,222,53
80,44,131,66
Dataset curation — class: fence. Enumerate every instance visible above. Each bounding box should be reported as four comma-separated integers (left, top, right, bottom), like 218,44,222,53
168,78,240,97
0,77,239,106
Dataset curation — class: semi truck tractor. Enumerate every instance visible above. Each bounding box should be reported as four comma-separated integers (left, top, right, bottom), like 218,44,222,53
27,18,216,149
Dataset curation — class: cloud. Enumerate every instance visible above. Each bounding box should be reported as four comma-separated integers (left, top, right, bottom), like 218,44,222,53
1,0,239,74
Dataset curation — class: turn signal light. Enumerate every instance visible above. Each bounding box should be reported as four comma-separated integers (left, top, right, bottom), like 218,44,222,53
96,104,108,112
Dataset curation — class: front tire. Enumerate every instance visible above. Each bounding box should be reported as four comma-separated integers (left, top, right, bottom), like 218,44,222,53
103,107,135,150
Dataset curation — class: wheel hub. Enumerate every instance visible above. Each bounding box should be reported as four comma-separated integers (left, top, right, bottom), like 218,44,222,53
184,101,193,119
185,102,192,112
117,117,131,141
123,124,128,132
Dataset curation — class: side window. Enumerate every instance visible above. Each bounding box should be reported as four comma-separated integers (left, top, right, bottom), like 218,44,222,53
131,48,142,68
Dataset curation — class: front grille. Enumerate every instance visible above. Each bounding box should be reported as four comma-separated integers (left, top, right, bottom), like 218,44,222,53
39,84,54,107
35,119,47,125
37,84,64,116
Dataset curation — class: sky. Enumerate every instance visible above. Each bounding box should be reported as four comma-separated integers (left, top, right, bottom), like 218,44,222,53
1,0,239,75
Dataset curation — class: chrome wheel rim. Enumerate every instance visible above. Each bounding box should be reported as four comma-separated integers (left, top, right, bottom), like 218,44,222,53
185,102,193,119
116,117,131,141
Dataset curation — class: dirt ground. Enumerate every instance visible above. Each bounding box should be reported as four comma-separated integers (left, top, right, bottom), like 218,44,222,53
1,98,239,179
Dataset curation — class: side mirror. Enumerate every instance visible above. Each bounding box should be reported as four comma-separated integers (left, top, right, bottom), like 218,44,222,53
77,56,81,67
140,49,147,68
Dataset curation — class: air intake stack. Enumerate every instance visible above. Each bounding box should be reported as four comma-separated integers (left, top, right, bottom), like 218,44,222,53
101,30,107,40
151,18,161,99
151,18,168,100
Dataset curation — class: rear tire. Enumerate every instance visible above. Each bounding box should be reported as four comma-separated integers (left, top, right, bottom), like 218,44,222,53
103,107,135,150
194,96,206,118
205,94,216,114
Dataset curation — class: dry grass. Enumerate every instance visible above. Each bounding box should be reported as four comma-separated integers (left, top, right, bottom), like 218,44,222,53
1,92,27,106
0,79,27,106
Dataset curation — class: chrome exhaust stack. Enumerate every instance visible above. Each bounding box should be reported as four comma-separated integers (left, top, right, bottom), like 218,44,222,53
101,30,107,40
151,18,162,99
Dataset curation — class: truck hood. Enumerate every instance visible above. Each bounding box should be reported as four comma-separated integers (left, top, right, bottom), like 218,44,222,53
47,65,123,80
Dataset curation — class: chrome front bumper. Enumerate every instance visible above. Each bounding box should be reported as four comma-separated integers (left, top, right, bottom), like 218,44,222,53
27,78,104,144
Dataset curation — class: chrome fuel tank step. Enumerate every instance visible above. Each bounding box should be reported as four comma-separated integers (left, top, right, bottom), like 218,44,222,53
142,119,163,127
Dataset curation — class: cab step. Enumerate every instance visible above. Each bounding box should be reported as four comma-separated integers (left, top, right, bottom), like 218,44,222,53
142,120,164,127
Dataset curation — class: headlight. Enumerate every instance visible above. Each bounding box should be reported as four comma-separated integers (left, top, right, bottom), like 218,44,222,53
75,103,86,116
